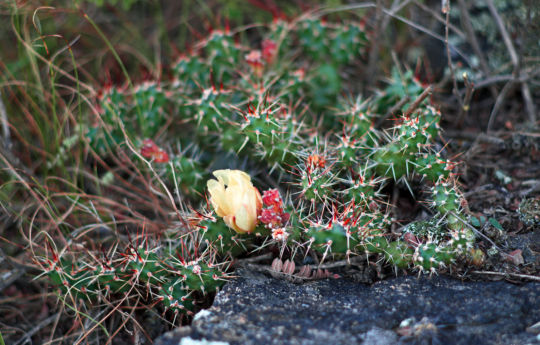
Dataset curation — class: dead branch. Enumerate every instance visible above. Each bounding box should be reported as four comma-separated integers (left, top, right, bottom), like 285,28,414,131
470,270,540,283
404,85,433,118
456,0,497,98
14,312,61,345
443,2,462,109
485,0,537,127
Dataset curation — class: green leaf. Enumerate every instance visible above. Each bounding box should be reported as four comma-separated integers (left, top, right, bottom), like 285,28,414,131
470,216,481,228
488,218,504,231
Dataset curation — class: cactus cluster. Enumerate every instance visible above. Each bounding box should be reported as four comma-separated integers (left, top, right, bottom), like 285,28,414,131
43,14,477,320
43,239,228,316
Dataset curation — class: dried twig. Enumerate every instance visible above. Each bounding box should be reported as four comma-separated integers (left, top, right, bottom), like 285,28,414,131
485,0,537,127
485,0,518,66
364,0,384,91
449,211,501,251
520,82,537,125
0,91,10,150
487,79,516,132
316,255,368,269
14,312,60,345
47,304,64,345
470,270,540,283
404,85,433,118
456,72,474,128
471,68,540,90
377,96,410,127
413,0,465,39
455,0,497,97
519,180,540,198
443,2,462,110
0,268,26,293
118,121,188,227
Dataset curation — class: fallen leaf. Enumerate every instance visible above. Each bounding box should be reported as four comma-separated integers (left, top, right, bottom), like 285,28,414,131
505,249,524,265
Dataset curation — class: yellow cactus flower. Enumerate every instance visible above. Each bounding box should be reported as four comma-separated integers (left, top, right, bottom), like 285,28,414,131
207,170,263,233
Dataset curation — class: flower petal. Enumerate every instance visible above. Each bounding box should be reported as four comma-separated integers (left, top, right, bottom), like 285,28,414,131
253,187,263,210
225,185,245,210
234,204,255,233
207,179,230,217
213,169,251,187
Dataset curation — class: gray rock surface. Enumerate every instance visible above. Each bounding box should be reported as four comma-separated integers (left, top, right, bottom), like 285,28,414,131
155,269,540,345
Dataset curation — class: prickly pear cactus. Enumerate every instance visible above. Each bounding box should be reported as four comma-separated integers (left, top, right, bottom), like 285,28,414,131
44,13,477,323
43,240,228,316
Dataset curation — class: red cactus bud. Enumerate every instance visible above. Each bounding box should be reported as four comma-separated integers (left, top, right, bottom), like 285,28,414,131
245,50,264,77
140,139,169,163
307,154,326,169
262,39,277,63
403,232,420,248
262,189,282,208
260,189,290,229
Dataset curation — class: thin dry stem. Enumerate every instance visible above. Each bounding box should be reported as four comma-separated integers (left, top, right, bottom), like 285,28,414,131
13,312,60,345
364,0,384,91
443,3,462,109
455,0,496,97
487,79,516,132
485,0,537,127
470,270,540,282
404,85,433,118
0,90,10,149
456,72,474,128
377,96,410,127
